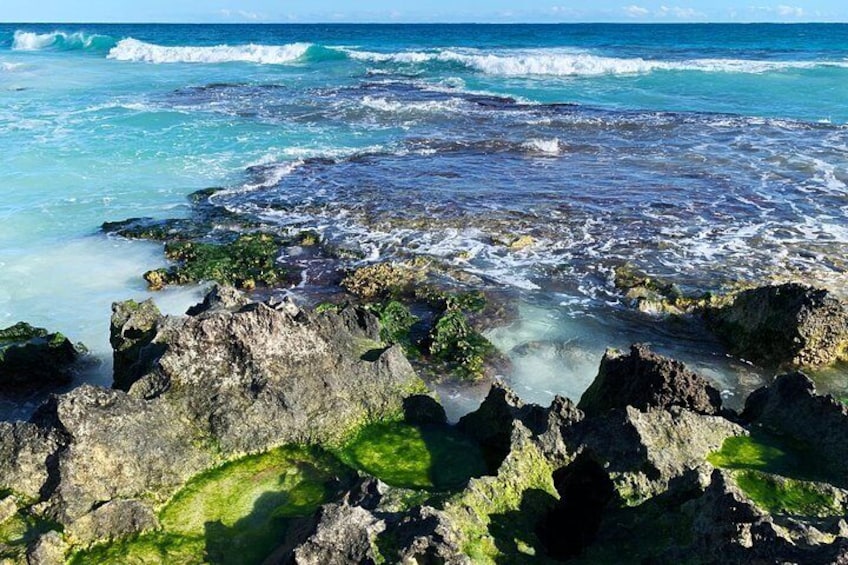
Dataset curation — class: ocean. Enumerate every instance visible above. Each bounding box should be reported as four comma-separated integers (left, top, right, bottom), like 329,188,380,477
1,23,847,418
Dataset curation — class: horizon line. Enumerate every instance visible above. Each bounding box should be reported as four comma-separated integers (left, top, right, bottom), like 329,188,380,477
3,20,847,25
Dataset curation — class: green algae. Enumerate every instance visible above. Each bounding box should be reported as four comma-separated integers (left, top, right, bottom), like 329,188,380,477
708,430,844,517
734,470,841,517
428,309,495,380
444,437,558,564
144,233,286,290
0,509,61,562
71,445,353,565
339,422,487,490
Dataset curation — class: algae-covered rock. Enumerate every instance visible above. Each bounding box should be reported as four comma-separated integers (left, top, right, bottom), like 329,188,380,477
742,371,848,483
427,308,496,380
705,282,848,367
144,233,287,290
341,261,428,301
578,344,722,417
0,322,79,392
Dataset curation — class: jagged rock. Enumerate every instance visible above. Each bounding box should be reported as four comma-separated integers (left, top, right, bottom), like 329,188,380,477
184,284,251,316
742,372,848,483
0,422,66,501
0,322,79,392
109,299,165,391
146,297,420,452
25,530,66,565
578,344,722,417
0,287,423,532
65,499,159,546
706,283,848,367
572,406,744,503
392,506,471,565
31,385,212,524
287,503,386,565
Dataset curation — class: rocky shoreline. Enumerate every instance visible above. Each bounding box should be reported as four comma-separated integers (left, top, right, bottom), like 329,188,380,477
0,281,844,563
0,189,846,564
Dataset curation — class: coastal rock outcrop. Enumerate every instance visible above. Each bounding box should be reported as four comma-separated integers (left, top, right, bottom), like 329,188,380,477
0,322,80,392
742,371,848,482
0,286,424,536
577,344,723,416
706,282,848,367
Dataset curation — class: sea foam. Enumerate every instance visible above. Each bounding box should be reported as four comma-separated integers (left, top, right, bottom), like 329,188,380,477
344,47,848,77
108,38,312,65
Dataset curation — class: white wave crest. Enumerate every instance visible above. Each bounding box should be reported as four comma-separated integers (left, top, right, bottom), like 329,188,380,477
523,138,564,155
360,95,463,114
107,38,311,65
12,30,110,51
0,62,24,72
344,47,848,77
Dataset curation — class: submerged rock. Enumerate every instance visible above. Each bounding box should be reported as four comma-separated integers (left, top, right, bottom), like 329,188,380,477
0,322,80,392
578,344,723,417
705,282,848,368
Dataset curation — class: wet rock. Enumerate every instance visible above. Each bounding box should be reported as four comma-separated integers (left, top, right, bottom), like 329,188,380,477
0,322,80,392
706,282,848,367
742,371,848,482
143,233,288,290
287,503,386,565
341,260,428,301
613,264,692,315
66,499,158,546
578,344,722,417
109,299,165,391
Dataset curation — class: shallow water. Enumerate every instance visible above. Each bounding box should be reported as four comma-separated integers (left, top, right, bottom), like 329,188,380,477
2,23,847,419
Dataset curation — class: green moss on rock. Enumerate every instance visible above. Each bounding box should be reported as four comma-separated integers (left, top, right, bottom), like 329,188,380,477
144,233,286,290
733,470,842,517
71,445,353,565
428,309,495,380
0,322,79,390
339,422,487,490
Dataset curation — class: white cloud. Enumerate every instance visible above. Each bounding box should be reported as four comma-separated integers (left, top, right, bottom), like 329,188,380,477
623,4,650,17
777,5,804,17
218,9,264,21
655,5,706,19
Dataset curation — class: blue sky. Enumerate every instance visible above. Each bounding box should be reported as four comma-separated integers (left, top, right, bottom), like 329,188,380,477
2,1,846,23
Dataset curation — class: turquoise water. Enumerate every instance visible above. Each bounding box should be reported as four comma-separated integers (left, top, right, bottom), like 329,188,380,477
2,24,847,416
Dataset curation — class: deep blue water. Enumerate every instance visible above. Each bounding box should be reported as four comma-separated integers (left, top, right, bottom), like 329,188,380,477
1,23,847,416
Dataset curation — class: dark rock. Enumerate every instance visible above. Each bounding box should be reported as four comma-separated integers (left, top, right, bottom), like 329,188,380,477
402,395,447,426
742,372,848,483
184,284,251,316
706,283,848,367
578,344,722,417
0,322,79,392
109,299,164,391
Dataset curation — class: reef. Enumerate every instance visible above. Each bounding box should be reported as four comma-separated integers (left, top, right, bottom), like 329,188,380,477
0,322,83,393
